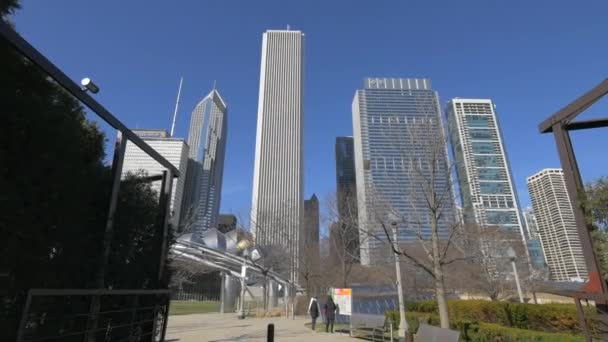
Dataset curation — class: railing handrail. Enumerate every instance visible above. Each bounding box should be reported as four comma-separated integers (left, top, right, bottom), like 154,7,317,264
27,288,170,296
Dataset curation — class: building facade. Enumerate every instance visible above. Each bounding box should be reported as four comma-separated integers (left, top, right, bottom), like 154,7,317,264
522,207,546,268
446,99,526,237
352,78,455,265
334,136,360,260
181,89,228,236
121,129,189,226
522,207,540,240
250,29,305,279
527,168,588,281
302,194,320,288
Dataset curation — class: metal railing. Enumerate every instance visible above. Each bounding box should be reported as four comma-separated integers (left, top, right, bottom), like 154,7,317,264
16,289,170,342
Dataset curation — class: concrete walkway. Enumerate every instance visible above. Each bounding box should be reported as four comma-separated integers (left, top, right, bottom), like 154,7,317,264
166,313,353,342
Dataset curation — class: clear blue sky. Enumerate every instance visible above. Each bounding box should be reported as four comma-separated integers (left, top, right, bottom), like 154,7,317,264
13,0,608,231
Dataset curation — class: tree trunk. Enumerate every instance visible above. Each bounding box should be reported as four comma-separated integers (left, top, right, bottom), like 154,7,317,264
431,216,450,329
342,260,347,288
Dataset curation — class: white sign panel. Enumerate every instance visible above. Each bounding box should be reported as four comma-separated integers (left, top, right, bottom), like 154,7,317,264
332,288,352,316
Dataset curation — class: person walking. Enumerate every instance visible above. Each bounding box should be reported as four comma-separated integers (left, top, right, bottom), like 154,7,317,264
308,296,319,331
325,296,337,333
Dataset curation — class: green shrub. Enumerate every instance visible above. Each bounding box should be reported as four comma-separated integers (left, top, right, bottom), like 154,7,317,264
396,299,595,334
470,322,584,342
385,310,585,342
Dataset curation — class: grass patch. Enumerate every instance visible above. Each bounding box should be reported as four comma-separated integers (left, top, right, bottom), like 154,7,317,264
169,300,220,315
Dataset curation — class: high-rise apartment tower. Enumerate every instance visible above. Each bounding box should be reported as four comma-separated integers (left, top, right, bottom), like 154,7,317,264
446,99,527,237
527,168,587,281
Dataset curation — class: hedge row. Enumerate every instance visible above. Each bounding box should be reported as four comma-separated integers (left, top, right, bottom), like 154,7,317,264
472,323,584,342
386,311,584,342
399,300,595,333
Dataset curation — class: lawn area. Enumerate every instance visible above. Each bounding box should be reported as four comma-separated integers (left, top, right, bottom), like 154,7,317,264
169,300,220,315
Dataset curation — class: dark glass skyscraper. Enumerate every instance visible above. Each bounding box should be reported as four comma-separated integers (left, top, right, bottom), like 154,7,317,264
335,136,359,259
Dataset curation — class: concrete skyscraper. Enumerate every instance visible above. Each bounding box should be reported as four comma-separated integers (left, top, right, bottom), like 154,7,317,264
122,129,189,226
352,78,455,265
251,29,304,279
181,89,228,236
527,169,587,281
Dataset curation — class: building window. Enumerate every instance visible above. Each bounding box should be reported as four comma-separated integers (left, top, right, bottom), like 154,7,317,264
469,130,493,140
479,181,510,194
471,141,496,154
486,211,516,225
478,168,502,181
474,155,501,167
465,115,491,128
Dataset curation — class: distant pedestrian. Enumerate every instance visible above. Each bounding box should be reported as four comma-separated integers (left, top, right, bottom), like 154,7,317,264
308,297,319,331
325,296,337,333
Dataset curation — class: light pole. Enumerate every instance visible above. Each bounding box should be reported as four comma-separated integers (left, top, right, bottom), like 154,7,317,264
238,246,262,319
389,213,408,341
507,247,524,303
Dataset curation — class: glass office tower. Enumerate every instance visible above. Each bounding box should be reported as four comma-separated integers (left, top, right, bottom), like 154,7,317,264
352,78,455,265
181,89,228,236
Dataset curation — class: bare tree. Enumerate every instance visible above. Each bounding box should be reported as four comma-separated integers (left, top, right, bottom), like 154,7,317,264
244,207,295,311
168,258,216,293
324,192,361,287
358,103,469,329
299,243,321,298
456,224,532,302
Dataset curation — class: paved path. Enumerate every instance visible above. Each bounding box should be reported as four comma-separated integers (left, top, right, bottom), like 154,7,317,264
166,313,353,342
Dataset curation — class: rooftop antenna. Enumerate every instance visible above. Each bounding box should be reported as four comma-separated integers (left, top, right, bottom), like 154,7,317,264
212,80,217,90
170,77,183,137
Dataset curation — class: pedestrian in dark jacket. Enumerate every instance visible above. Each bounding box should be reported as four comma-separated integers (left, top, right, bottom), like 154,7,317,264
309,297,319,331
325,296,337,333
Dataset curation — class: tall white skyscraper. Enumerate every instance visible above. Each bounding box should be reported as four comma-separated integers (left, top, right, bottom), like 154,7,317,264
251,30,304,278
122,129,189,226
181,89,228,236
527,168,587,281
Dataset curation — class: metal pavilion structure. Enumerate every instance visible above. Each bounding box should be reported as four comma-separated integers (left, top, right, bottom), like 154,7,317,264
171,234,301,317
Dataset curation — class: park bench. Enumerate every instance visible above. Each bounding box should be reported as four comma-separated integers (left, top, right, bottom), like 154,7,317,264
415,323,460,342
350,313,394,341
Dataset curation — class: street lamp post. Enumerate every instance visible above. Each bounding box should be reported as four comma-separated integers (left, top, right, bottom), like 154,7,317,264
507,247,524,303
238,247,262,319
390,213,408,341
